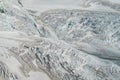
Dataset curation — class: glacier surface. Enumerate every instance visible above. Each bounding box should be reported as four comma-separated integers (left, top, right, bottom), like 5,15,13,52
0,0,120,80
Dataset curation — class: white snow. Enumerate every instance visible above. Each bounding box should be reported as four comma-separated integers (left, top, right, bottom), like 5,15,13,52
21,0,120,13
0,31,51,80
0,48,26,80
1,0,120,80
28,71,51,80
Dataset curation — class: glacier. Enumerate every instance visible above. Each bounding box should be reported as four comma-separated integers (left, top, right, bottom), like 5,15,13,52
0,0,120,80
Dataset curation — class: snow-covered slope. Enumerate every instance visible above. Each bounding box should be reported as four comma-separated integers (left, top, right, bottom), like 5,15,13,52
0,0,51,80
1,0,120,80
0,0,41,35
39,10,120,68
22,0,120,13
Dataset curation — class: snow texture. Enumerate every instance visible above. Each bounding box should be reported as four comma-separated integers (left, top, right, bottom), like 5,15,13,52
0,0,120,80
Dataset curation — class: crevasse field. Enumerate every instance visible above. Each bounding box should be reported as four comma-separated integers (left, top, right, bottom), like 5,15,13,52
0,0,120,80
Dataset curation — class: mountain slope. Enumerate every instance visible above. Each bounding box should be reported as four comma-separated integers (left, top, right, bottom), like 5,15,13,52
0,0,120,80
40,9,120,60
